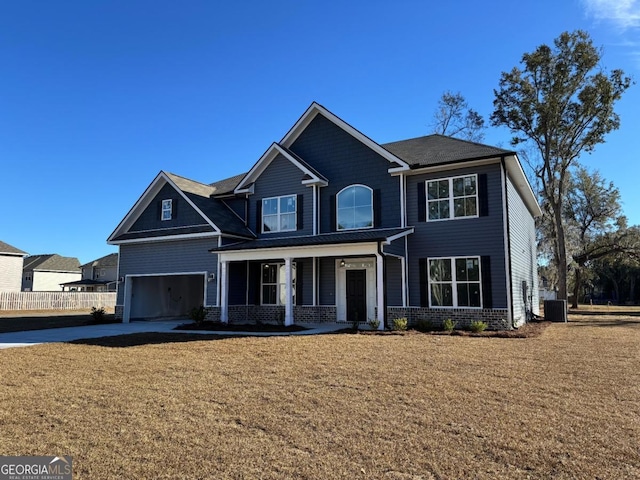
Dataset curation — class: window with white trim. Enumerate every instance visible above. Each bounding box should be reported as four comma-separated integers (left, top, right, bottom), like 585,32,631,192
427,174,477,221
262,195,296,233
337,184,373,230
429,257,481,307
161,199,172,221
261,263,296,305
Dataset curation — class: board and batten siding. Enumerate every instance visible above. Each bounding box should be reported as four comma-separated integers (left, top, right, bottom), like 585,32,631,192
0,255,24,291
248,153,314,238
289,114,402,233
129,183,210,232
117,238,218,306
507,174,539,325
405,163,507,309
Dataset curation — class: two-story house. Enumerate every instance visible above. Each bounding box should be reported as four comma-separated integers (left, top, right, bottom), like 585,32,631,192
0,240,28,292
108,103,540,329
22,254,81,291
60,253,119,292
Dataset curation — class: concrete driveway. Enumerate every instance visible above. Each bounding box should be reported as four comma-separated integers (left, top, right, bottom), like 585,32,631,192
0,320,345,349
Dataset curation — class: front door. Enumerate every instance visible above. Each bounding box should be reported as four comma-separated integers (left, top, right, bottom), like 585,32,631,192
346,269,367,324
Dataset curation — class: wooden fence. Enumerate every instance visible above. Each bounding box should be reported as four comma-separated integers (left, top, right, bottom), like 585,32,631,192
0,292,116,311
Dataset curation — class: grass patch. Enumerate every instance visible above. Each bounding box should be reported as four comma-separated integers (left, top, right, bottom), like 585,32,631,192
0,315,638,478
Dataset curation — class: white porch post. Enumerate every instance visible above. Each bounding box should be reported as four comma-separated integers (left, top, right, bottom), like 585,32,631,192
220,260,229,323
400,256,407,307
375,252,384,330
312,256,317,306
123,276,132,324
284,257,294,326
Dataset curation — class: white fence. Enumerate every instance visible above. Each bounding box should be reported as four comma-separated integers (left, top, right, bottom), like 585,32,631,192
0,292,116,311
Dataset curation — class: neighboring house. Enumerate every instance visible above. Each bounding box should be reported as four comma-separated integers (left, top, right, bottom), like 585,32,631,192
22,254,81,291
0,240,28,291
108,102,541,328
60,253,119,292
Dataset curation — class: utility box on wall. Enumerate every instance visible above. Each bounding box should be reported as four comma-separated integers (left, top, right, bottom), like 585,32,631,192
544,300,567,322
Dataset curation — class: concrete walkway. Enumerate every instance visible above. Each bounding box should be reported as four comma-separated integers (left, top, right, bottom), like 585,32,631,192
0,321,347,349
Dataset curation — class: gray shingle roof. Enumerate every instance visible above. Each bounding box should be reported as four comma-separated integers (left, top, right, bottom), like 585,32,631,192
165,173,255,238
209,172,247,196
0,240,27,256
80,253,118,268
212,227,412,252
382,134,514,168
23,254,81,272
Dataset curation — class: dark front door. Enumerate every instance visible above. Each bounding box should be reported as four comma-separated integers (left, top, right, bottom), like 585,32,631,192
346,269,367,323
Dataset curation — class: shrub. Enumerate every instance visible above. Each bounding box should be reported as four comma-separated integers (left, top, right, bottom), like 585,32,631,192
443,318,457,332
470,320,488,333
367,318,380,330
392,317,408,331
415,318,433,332
189,305,206,325
90,306,106,323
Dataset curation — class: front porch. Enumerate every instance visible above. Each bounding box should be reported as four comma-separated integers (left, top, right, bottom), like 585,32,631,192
213,229,413,330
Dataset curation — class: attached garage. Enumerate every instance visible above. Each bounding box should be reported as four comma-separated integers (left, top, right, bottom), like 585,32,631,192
125,273,206,321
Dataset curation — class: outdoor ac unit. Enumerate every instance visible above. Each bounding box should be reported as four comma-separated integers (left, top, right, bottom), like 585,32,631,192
544,300,567,323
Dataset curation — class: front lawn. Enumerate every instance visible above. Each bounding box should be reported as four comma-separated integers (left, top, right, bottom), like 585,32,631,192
0,315,638,479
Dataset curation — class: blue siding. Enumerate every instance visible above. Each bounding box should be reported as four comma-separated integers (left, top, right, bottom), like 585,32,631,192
405,164,507,308
289,115,402,233
507,175,539,325
386,256,403,306
117,238,218,306
130,183,209,232
249,154,314,238
318,257,336,305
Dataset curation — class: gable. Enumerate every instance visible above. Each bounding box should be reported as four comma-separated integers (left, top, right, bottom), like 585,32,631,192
289,114,397,183
129,183,207,232
108,171,254,244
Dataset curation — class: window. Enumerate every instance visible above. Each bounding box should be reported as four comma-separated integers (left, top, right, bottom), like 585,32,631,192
161,199,172,221
337,185,373,230
427,174,477,221
262,195,296,233
429,257,481,308
261,263,296,305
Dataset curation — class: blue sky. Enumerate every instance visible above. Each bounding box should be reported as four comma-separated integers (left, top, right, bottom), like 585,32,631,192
1,0,638,264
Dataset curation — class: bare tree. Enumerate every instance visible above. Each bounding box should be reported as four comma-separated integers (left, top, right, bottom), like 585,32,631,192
431,91,485,142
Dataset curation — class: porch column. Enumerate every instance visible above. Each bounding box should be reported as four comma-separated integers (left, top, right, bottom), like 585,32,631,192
284,257,294,326
220,260,229,323
122,276,132,324
375,252,384,330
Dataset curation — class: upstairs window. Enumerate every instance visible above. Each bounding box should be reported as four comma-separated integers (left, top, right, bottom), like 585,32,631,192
337,185,373,230
161,199,173,221
427,174,477,221
262,195,296,233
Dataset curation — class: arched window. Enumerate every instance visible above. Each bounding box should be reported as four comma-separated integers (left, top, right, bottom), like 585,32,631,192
337,185,373,230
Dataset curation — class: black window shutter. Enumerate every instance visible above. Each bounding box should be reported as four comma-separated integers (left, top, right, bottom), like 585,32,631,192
256,200,262,234
330,195,336,232
373,189,381,227
157,200,161,220
481,256,492,309
417,182,426,222
297,194,303,230
172,198,178,219
296,261,303,306
478,174,489,217
419,258,428,307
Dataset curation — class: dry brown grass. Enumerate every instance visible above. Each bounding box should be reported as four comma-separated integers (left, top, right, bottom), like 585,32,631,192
0,315,638,479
